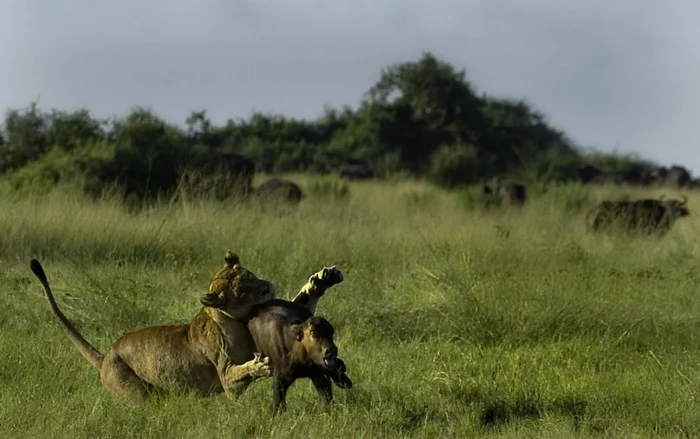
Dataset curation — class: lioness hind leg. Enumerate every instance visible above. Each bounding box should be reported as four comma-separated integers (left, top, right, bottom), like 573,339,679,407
291,266,344,315
100,354,152,406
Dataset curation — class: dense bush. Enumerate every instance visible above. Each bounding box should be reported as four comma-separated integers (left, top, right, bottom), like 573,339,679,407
426,144,480,188
0,52,675,202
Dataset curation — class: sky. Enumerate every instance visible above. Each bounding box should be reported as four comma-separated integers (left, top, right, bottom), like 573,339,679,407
2,0,699,174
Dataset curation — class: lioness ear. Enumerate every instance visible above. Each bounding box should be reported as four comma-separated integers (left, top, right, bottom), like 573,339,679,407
200,292,225,308
290,324,303,342
224,250,240,268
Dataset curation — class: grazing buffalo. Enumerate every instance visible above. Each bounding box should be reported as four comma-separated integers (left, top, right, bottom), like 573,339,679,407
501,181,527,205
665,165,693,189
577,166,657,187
585,196,689,235
256,162,274,174
575,164,695,188
577,165,606,185
339,162,374,180
612,169,657,187
483,178,527,206
256,178,304,203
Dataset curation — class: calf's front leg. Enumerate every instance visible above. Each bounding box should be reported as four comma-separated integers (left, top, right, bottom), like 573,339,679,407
292,266,344,314
311,373,334,405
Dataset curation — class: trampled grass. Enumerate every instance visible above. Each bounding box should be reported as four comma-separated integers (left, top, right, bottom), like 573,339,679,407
1,176,700,438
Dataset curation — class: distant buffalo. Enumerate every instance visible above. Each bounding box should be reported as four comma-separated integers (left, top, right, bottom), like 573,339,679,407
577,165,606,184
577,165,657,187
575,164,695,188
665,165,692,189
255,178,304,203
483,179,527,206
255,162,274,174
339,162,374,180
612,169,657,187
585,196,689,235
645,165,693,188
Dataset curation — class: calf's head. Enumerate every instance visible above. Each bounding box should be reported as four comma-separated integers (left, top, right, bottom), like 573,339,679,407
290,316,341,370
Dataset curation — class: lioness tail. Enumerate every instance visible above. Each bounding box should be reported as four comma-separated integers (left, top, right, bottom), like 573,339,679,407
30,259,104,369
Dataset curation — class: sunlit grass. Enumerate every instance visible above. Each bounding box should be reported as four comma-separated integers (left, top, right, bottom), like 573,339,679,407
1,176,699,438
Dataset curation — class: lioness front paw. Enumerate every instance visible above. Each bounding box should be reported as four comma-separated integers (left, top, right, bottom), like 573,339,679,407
250,353,272,378
317,266,343,286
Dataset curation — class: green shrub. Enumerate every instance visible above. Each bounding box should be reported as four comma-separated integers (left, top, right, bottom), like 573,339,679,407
540,182,595,214
426,144,480,188
304,176,350,200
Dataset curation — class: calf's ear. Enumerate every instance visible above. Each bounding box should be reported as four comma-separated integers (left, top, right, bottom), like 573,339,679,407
290,324,303,341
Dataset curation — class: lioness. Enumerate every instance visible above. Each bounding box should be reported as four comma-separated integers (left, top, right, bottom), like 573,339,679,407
30,253,344,405
247,298,353,413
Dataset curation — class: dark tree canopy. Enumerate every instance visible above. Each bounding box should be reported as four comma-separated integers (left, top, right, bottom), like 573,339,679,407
0,52,676,201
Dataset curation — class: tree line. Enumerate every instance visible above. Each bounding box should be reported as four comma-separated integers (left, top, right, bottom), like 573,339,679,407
0,52,683,202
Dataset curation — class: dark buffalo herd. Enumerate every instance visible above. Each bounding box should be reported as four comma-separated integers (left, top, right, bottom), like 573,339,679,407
576,164,695,189
478,171,692,238
585,196,690,235
202,151,695,239
483,178,527,207
339,161,374,180
255,178,304,203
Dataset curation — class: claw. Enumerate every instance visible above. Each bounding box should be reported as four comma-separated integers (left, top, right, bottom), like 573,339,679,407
250,355,273,378
252,352,271,365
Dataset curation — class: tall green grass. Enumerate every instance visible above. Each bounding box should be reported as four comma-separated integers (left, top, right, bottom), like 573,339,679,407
1,176,699,438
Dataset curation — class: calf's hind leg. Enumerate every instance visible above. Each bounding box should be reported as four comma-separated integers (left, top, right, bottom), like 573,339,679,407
272,372,293,414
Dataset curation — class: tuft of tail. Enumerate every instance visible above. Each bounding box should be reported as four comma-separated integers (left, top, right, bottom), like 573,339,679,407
30,259,104,370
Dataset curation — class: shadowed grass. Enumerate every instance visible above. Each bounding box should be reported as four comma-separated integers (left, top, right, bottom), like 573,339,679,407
1,177,700,438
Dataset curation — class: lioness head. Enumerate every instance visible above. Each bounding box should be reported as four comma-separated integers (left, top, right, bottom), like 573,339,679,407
200,251,276,318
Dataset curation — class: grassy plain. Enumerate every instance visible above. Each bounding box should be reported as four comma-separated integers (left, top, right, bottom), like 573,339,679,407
1,175,700,438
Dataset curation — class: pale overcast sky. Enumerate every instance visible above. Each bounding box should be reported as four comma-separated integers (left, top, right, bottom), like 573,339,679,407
1,1,699,173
